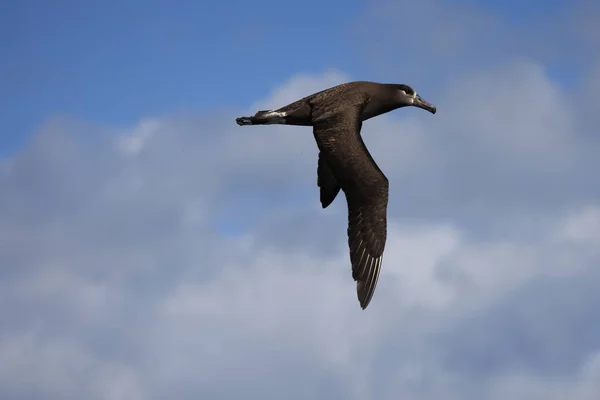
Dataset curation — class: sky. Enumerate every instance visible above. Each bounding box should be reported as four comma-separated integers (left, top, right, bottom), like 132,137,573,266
1,0,600,399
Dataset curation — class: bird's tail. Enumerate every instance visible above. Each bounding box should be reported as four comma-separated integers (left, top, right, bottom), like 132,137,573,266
235,110,287,126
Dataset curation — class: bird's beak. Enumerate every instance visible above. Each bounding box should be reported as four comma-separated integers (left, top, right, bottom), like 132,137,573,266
413,95,436,114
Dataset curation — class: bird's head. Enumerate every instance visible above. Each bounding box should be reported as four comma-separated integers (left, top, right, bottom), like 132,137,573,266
395,84,436,114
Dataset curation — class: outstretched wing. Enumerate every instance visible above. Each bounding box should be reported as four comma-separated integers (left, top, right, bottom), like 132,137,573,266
311,95,389,309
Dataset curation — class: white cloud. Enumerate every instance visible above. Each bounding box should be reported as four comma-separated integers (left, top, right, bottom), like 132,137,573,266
560,205,600,246
383,223,460,309
441,62,575,163
116,119,160,155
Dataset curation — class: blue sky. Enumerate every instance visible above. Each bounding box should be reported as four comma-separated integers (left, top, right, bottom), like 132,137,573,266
0,0,576,157
1,0,600,399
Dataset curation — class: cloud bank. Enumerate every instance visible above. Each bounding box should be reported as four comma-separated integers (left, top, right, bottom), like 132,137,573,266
1,1,599,399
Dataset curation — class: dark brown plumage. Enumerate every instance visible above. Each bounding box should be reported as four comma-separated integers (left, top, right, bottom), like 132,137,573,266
235,81,436,309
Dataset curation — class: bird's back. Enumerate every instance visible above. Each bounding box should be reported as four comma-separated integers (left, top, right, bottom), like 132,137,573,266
309,81,398,121
309,81,380,102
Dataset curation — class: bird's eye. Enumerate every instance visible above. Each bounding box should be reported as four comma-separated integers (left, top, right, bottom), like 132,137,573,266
399,85,414,95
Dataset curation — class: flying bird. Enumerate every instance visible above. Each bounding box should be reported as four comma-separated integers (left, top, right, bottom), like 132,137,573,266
235,81,437,309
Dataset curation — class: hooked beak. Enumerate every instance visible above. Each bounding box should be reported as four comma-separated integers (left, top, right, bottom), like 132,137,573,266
413,95,436,114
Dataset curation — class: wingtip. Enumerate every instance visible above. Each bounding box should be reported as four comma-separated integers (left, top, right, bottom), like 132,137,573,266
354,254,383,311
236,116,253,126
358,294,372,310
356,282,372,310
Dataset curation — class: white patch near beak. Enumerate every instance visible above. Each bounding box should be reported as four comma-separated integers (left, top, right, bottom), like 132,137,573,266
401,89,418,104
408,91,418,105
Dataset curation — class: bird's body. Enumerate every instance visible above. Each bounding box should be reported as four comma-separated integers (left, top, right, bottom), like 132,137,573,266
236,81,436,309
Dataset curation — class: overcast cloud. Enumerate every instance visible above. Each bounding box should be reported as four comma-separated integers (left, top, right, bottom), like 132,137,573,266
1,0,600,399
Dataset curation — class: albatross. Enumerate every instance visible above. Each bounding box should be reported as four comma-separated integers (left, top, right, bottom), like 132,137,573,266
235,81,437,309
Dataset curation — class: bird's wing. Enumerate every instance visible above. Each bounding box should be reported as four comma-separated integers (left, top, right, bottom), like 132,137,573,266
311,94,389,309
